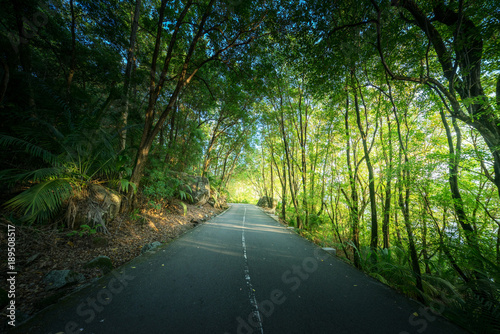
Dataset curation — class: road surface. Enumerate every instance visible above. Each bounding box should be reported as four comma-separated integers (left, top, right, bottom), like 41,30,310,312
12,204,467,333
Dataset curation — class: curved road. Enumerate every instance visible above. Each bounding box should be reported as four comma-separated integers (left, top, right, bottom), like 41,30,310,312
13,204,467,333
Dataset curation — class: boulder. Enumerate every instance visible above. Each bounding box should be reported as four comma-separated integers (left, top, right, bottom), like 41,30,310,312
43,270,85,290
67,184,121,232
208,196,227,209
141,241,162,254
257,196,277,209
89,184,121,220
209,194,228,210
84,256,113,274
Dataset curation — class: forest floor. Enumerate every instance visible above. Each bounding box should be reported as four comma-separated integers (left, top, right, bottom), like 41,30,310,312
0,198,224,329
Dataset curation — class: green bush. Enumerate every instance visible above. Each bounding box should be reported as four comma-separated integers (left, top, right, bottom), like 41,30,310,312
142,170,192,203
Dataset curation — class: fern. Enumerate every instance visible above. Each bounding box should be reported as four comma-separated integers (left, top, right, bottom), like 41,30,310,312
118,178,137,193
178,189,193,202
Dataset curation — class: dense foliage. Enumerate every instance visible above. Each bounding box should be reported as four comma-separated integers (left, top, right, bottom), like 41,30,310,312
1,0,499,332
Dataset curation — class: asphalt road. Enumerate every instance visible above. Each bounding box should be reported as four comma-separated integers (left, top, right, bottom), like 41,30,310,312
12,204,467,334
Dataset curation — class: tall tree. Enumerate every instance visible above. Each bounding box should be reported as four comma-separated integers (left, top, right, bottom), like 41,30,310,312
372,0,500,198
128,0,265,198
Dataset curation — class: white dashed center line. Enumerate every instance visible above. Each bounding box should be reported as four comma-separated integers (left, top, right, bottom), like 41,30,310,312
242,207,264,334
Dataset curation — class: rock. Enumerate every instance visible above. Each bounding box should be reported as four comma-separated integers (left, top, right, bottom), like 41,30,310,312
190,176,211,205
43,270,85,290
257,196,278,209
218,196,229,210
89,184,121,221
322,247,337,256
208,194,228,210
84,256,113,274
190,219,202,225
0,287,9,308
66,184,121,231
141,241,162,254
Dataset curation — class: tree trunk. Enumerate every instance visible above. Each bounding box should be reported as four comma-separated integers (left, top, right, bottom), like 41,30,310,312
381,114,393,249
10,0,35,108
421,190,470,282
353,82,378,250
130,0,227,198
299,99,309,227
280,105,301,228
67,0,77,97
121,0,141,151
345,93,361,268
438,109,477,240
394,104,423,296
373,0,500,199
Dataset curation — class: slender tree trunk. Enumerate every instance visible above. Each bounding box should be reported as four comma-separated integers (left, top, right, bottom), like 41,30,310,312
497,225,500,266
270,143,275,209
345,92,360,268
395,108,423,296
422,202,431,274
421,190,470,282
381,114,393,249
10,0,35,108
439,109,486,279
280,106,301,228
328,185,350,261
121,0,141,151
299,102,309,227
66,0,77,97
353,82,378,250
163,101,178,168
282,152,287,220
270,134,287,220
439,109,477,242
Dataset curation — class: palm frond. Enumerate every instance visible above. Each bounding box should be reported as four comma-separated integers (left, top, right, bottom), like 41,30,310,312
0,167,64,185
4,178,75,224
0,134,58,165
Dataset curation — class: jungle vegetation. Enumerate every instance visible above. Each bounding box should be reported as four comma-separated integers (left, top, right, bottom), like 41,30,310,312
1,0,499,332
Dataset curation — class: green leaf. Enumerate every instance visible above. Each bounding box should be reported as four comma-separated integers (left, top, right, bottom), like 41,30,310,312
0,134,58,165
4,178,74,224
180,201,187,216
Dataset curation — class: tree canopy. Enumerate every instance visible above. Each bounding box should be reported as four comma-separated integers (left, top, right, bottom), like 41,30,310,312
1,0,499,332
